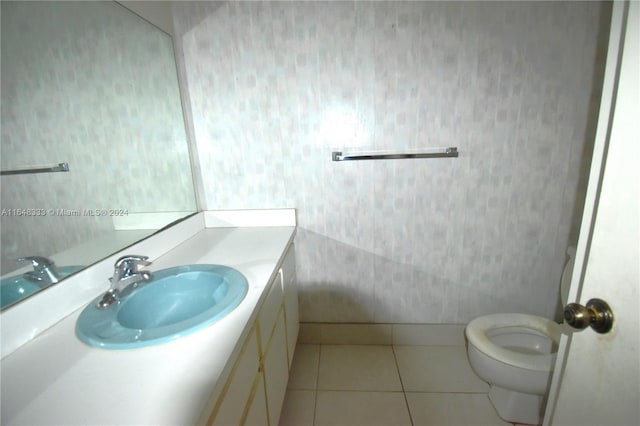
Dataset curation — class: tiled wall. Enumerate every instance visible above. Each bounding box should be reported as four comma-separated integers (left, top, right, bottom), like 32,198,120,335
1,2,194,274
174,1,606,323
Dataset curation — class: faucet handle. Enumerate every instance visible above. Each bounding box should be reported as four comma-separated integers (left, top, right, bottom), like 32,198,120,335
101,255,153,308
17,256,61,285
17,256,56,271
113,255,151,275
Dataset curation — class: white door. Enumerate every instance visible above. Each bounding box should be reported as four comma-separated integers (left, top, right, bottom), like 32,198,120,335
543,1,640,425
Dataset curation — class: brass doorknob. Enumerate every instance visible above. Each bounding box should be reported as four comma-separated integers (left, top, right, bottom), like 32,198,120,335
564,298,614,334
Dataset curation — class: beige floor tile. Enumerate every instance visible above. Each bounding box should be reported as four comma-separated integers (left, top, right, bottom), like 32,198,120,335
315,391,412,426
288,344,320,390
318,345,403,391
394,346,489,392
406,392,511,425
279,390,316,426
299,323,393,345
392,324,466,346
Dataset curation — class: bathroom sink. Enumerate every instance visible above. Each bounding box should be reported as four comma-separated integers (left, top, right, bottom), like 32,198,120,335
0,265,84,309
75,264,248,349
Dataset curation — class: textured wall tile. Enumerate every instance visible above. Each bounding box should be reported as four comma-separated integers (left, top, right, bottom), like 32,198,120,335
174,1,605,323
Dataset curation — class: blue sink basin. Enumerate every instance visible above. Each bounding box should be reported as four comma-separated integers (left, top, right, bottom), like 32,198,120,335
75,264,248,349
0,265,84,309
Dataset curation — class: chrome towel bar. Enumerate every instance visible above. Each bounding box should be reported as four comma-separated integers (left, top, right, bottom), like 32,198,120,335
332,147,458,161
1,162,70,176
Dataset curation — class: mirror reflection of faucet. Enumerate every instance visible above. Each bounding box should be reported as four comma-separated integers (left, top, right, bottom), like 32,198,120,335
96,255,153,310
16,256,62,287
1,260,85,309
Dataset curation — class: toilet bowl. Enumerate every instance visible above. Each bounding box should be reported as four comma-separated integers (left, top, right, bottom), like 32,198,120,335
465,249,574,425
466,314,562,424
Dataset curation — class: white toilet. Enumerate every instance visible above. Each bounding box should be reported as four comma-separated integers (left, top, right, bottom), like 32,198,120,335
465,250,575,425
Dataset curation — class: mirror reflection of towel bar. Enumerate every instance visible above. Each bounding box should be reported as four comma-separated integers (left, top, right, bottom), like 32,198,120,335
1,162,69,176
332,147,458,161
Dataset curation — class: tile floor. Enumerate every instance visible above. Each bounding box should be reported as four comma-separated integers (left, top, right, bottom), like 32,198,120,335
278,343,515,426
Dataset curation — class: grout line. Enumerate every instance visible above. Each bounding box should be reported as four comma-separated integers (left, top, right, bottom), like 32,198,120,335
391,345,415,426
315,344,322,390
312,344,322,426
312,389,408,393
403,390,492,394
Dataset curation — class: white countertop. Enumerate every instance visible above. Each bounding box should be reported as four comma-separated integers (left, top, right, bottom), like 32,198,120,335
1,225,296,425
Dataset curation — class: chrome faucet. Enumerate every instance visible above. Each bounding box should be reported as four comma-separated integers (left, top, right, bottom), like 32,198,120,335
17,256,62,287
96,255,153,309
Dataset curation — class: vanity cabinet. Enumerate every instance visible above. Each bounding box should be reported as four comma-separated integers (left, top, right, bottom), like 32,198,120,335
244,372,268,425
281,247,298,368
262,307,289,426
208,327,260,426
205,244,298,426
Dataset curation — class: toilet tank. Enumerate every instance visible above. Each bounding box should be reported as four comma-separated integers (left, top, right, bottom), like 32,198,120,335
560,247,576,305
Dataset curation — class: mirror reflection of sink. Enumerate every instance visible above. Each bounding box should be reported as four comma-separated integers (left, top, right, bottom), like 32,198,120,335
75,265,249,349
0,265,85,309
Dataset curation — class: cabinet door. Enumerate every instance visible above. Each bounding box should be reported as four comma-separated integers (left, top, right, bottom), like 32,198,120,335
208,328,259,426
281,246,298,368
243,372,268,426
263,309,289,426
258,272,284,353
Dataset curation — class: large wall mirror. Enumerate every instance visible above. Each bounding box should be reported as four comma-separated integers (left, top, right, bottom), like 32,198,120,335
0,1,197,310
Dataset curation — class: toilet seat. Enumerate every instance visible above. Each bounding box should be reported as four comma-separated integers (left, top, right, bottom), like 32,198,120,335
466,313,562,372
